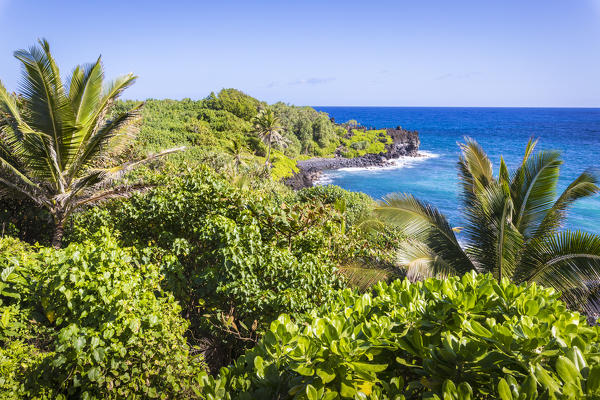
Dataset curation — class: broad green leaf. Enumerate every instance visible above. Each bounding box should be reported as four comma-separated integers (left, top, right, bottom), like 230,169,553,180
497,379,513,400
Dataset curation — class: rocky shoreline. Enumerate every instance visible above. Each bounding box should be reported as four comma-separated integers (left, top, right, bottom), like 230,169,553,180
285,127,420,190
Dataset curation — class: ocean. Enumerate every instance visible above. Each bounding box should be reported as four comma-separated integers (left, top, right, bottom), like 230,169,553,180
313,107,600,234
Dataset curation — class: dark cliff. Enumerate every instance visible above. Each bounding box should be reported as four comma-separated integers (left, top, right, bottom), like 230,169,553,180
285,127,420,190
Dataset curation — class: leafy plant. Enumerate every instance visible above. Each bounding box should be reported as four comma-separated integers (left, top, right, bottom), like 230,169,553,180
0,39,181,247
375,138,600,314
29,230,204,398
253,108,285,167
207,272,600,399
341,129,392,158
67,168,347,369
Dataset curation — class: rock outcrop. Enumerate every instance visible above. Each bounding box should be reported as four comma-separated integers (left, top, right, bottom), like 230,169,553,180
285,127,420,190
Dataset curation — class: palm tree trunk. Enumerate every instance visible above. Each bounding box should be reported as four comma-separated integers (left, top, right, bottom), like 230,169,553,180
265,142,272,168
52,213,66,249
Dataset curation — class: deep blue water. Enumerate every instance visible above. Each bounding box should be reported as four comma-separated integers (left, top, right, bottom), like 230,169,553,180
313,107,600,234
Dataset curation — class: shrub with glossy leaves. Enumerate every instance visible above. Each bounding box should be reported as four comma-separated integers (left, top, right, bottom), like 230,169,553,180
206,272,600,399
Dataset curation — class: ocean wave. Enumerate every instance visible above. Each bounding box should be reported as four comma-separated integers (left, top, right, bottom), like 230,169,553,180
337,151,440,172
314,174,335,186
314,151,440,186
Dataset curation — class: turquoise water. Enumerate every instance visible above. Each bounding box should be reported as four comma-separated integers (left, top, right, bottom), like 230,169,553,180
313,107,600,234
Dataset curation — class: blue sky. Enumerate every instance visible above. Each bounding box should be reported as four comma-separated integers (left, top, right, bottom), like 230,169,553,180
1,0,599,107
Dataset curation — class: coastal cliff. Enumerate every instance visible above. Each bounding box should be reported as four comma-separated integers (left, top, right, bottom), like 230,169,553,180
285,127,420,189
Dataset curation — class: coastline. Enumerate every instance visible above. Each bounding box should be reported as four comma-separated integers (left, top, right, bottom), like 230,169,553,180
285,127,421,189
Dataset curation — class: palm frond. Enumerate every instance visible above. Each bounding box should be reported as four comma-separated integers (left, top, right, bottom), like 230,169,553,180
375,193,475,274
511,149,562,239
68,73,138,174
67,102,143,179
73,183,153,208
533,169,600,237
95,146,185,184
67,58,104,126
517,230,600,312
14,40,76,175
463,182,523,279
457,137,494,208
396,239,460,281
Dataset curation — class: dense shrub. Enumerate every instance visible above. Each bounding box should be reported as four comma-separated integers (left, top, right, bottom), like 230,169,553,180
67,168,346,367
271,102,343,155
341,129,392,158
203,89,263,121
0,238,46,342
206,272,600,399
0,198,53,245
0,238,53,399
0,233,205,399
296,185,375,226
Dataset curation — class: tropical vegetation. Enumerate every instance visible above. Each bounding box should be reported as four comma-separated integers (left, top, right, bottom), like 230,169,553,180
204,272,600,399
375,138,600,314
1,40,600,399
0,40,180,248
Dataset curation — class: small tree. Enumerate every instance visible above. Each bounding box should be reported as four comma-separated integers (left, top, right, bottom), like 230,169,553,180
252,108,284,168
375,138,600,313
0,39,182,247
225,139,246,174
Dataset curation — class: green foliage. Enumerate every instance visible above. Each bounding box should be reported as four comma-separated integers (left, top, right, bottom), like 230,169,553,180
0,237,45,342
208,272,600,399
0,39,182,248
270,151,300,180
203,89,263,121
296,185,375,226
0,341,52,399
271,102,342,156
67,168,346,367
0,233,204,399
341,129,392,158
375,138,600,312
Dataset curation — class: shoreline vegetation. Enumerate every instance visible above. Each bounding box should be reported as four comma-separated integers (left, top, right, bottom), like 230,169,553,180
285,127,421,189
2,41,600,399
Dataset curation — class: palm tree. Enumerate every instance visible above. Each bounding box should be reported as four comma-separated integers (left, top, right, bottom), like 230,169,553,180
252,108,284,168
375,137,600,312
225,139,246,174
0,39,182,248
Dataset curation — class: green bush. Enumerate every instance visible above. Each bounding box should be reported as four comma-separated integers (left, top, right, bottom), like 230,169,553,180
341,129,391,158
0,238,46,342
203,89,263,121
0,238,54,399
296,185,375,226
0,340,52,399
67,168,346,368
270,151,300,180
0,232,205,399
0,198,53,245
207,272,600,399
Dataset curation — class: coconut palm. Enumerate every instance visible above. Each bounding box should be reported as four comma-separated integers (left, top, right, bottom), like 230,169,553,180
252,108,284,168
225,139,247,174
0,39,182,248
375,137,600,312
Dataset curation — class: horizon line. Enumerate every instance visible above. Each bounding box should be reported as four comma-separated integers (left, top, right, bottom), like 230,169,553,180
122,98,600,109
311,105,600,109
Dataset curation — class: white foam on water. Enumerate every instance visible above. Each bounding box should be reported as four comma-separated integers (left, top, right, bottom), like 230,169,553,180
313,151,440,186
314,174,335,186
337,151,439,172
